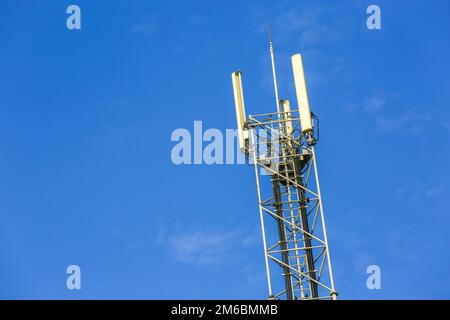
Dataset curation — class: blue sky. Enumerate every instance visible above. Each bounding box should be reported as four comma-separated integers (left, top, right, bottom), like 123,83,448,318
0,0,449,299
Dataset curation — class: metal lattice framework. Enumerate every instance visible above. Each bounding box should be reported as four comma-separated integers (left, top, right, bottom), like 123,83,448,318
245,109,337,300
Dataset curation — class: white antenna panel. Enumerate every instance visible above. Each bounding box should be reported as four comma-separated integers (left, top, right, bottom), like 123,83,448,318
231,71,247,152
281,99,293,136
291,54,313,133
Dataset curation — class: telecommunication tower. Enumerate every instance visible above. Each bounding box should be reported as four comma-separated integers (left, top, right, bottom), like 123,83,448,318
231,37,338,300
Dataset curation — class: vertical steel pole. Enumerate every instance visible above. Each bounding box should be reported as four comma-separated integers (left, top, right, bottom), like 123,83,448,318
250,128,273,298
311,146,337,300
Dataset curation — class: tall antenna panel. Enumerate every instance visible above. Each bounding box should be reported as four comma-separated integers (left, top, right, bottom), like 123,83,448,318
231,71,247,152
280,99,293,136
291,54,313,133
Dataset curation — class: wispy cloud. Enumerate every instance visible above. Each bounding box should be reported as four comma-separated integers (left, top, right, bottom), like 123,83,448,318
347,90,440,135
131,16,158,37
167,230,235,265
375,109,433,134
364,94,386,113
187,14,205,27
395,181,445,202
254,5,344,46
438,119,450,132
108,226,145,251
252,4,353,95
157,225,260,267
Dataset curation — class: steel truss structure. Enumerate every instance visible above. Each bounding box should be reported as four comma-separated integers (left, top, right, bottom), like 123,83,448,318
245,109,337,300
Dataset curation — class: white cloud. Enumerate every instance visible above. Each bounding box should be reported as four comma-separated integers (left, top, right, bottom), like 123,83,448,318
375,109,433,134
348,90,441,135
439,119,450,132
166,230,235,265
375,115,400,132
364,95,386,112
252,4,354,95
156,223,262,268
254,5,343,46
395,181,445,202
131,16,158,37
425,185,444,198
